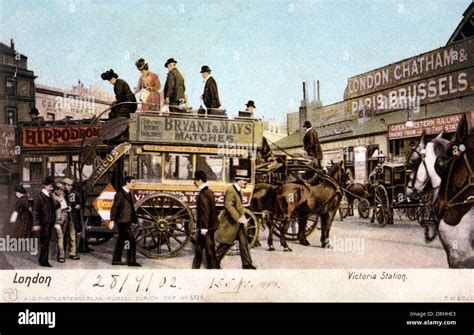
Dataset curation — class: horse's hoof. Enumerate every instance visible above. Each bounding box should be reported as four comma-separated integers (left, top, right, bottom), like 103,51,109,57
322,243,333,249
299,239,310,246
284,247,293,252
268,246,275,251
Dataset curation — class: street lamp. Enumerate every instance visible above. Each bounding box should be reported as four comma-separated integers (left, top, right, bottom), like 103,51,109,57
377,150,386,164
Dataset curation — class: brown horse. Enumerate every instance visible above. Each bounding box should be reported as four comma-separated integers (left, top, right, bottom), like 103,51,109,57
273,161,345,251
435,114,474,268
344,181,370,216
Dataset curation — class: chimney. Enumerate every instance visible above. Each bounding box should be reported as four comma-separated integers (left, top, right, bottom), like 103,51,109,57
313,80,316,102
302,82,307,101
317,80,320,103
10,38,15,51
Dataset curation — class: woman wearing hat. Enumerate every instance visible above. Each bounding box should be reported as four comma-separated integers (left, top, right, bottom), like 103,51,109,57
101,69,137,119
134,58,161,112
10,185,33,238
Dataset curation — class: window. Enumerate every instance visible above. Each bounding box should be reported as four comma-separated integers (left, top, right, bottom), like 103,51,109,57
138,153,162,180
343,146,354,163
30,162,43,183
164,153,193,180
227,157,251,182
196,155,224,181
6,77,15,95
5,107,16,125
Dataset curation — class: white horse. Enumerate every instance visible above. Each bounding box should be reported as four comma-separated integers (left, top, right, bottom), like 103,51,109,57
407,118,473,268
406,131,449,201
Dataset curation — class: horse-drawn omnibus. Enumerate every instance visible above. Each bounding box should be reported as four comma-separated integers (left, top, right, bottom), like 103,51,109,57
79,111,264,258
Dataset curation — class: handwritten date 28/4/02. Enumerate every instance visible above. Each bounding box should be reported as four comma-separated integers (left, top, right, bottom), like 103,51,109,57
93,274,179,293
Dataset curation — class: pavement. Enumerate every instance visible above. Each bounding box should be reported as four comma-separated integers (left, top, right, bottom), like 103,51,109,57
0,212,448,270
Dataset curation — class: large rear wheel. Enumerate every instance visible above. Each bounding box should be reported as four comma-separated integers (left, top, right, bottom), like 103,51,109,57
133,193,194,259
374,185,391,227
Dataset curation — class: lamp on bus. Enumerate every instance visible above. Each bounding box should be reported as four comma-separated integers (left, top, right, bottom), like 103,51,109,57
377,151,386,164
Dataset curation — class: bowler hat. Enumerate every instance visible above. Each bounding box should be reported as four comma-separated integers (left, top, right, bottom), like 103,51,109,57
194,170,207,182
200,65,211,73
164,58,178,68
15,185,26,194
124,175,136,183
43,176,55,187
234,169,250,181
245,100,256,108
303,121,312,128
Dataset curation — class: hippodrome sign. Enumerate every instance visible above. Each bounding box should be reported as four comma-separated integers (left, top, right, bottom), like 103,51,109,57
21,124,102,147
130,114,262,147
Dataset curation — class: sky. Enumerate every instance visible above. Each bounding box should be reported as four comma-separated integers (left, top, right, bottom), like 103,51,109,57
0,0,471,123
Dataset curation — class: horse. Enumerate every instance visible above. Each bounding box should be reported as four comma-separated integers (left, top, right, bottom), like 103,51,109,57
343,179,370,217
406,130,449,201
435,114,474,268
272,161,345,251
405,130,450,242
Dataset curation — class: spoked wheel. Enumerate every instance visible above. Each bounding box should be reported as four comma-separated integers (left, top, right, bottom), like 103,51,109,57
133,193,194,259
418,205,438,243
228,208,259,254
272,215,319,240
374,185,391,227
406,207,419,221
357,198,370,219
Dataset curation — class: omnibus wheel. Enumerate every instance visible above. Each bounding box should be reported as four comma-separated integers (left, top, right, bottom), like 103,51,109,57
133,193,194,259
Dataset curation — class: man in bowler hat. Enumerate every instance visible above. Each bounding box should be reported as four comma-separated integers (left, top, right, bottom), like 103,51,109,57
200,65,221,114
192,171,219,269
33,176,60,267
163,58,186,113
303,121,323,168
239,100,256,117
215,173,257,269
110,176,141,267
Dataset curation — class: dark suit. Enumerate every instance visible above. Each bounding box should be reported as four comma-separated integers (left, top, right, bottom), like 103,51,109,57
192,186,219,269
215,185,254,268
33,191,60,266
164,68,185,113
111,79,137,119
110,188,137,264
303,128,323,161
202,76,221,111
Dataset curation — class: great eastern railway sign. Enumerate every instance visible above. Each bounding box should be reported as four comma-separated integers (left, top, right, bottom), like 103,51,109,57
130,114,262,147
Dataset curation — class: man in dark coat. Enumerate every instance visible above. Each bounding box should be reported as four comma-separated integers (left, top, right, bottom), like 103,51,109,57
192,171,219,269
164,58,186,113
200,65,221,114
303,121,323,167
33,177,60,267
215,174,257,269
110,176,141,266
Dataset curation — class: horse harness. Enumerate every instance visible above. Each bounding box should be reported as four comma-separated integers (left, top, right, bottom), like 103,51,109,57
406,147,439,200
442,151,474,209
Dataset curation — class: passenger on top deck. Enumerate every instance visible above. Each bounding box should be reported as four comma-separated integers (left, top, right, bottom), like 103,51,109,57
101,69,137,119
134,58,161,112
238,100,256,118
163,58,187,113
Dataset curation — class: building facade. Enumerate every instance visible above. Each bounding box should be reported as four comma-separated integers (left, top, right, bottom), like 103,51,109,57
36,82,114,121
0,39,36,202
279,4,474,184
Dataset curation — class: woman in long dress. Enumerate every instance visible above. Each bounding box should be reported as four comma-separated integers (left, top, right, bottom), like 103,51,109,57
101,69,137,119
11,185,33,238
134,58,161,112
